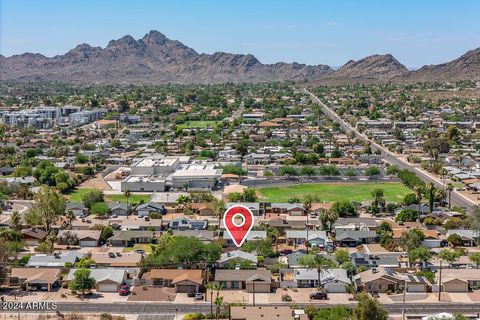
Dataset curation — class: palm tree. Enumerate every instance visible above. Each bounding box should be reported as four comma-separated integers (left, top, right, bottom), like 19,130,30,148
303,196,313,254
371,188,385,213
206,282,223,320
268,228,280,254
318,208,338,233
10,211,21,231
123,189,131,214
447,183,454,209
426,182,435,213
299,254,336,289
413,185,423,213
211,199,226,231
65,210,75,227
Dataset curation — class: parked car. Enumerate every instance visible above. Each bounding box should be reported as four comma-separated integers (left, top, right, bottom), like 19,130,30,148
195,293,204,300
119,285,130,296
187,291,195,297
309,292,328,300
134,249,145,254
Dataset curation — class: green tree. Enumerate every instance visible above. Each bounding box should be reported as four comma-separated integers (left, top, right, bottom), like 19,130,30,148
438,249,462,268
31,186,66,232
399,229,425,252
334,249,350,265
469,253,480,268
81,189,104,209
331,201,357,217
100,226,114,242
408,246,433,268
365,166,381,177
353,292,388,320
90,202,108,216
298,254,336,289
68,268,96,295
447,233,463,247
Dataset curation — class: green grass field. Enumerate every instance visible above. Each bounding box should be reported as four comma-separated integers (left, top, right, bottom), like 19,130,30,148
176,120,217,130
256,182,410,203
67,188,151,204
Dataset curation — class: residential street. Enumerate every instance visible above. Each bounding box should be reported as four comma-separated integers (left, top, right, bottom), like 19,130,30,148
303,88,477,212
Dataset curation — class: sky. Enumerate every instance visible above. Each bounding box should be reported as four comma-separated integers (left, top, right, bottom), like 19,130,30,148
1,0,479,68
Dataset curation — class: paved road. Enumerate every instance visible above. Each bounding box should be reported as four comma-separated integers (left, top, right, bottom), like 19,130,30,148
6,301,480,316
303,88,476,212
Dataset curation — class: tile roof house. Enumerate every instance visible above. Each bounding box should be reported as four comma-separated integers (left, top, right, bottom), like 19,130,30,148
353,267,431,293
438,269,480,292
21,228,48,246
6,268,61,291
90,252,143,267
66,268,128,292
140,269,204,293
215,269,272,293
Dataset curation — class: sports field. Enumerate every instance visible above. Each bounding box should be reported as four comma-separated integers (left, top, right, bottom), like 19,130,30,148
256,182,410,203
176,120,217,130
67,188,151,204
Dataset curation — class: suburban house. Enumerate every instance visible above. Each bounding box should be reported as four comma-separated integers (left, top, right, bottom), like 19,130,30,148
439,269,480,292
108,230,155,247
90,252,143,267
215,269,272,293
58,230,101,247
108,202,129,216
66,268,128,292
230,306,305,320
226,203,261,216
336,230,378,247
354,267,431,293
140,269,204,293
27,252,84,268
333,218,379,232
350,252,400,269
21,228,48,246
172,230,214,243
168,218,208,230
285,231,328,247
224,231,267,246
446,230,479,246
66,202,88,217
293,268,351,293
218,250,258,268
135,202,166,218
270,203,305,216
5,268,61,292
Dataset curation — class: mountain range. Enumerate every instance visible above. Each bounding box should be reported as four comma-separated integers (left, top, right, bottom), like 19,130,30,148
1,30,479,84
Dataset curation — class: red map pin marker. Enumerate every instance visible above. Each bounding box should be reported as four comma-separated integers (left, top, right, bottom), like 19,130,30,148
224,205,254,247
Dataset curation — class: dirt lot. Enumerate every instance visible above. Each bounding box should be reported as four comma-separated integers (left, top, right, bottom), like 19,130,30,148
77,173,111,190
128,286,176,302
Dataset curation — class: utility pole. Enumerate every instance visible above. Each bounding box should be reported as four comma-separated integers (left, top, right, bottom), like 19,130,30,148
210,290,213,317
306,212,309,254
402,279,406,320
438,260,442,301
252,281,256,306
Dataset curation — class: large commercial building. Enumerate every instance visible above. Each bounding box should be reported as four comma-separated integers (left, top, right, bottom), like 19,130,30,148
121,155,222,192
